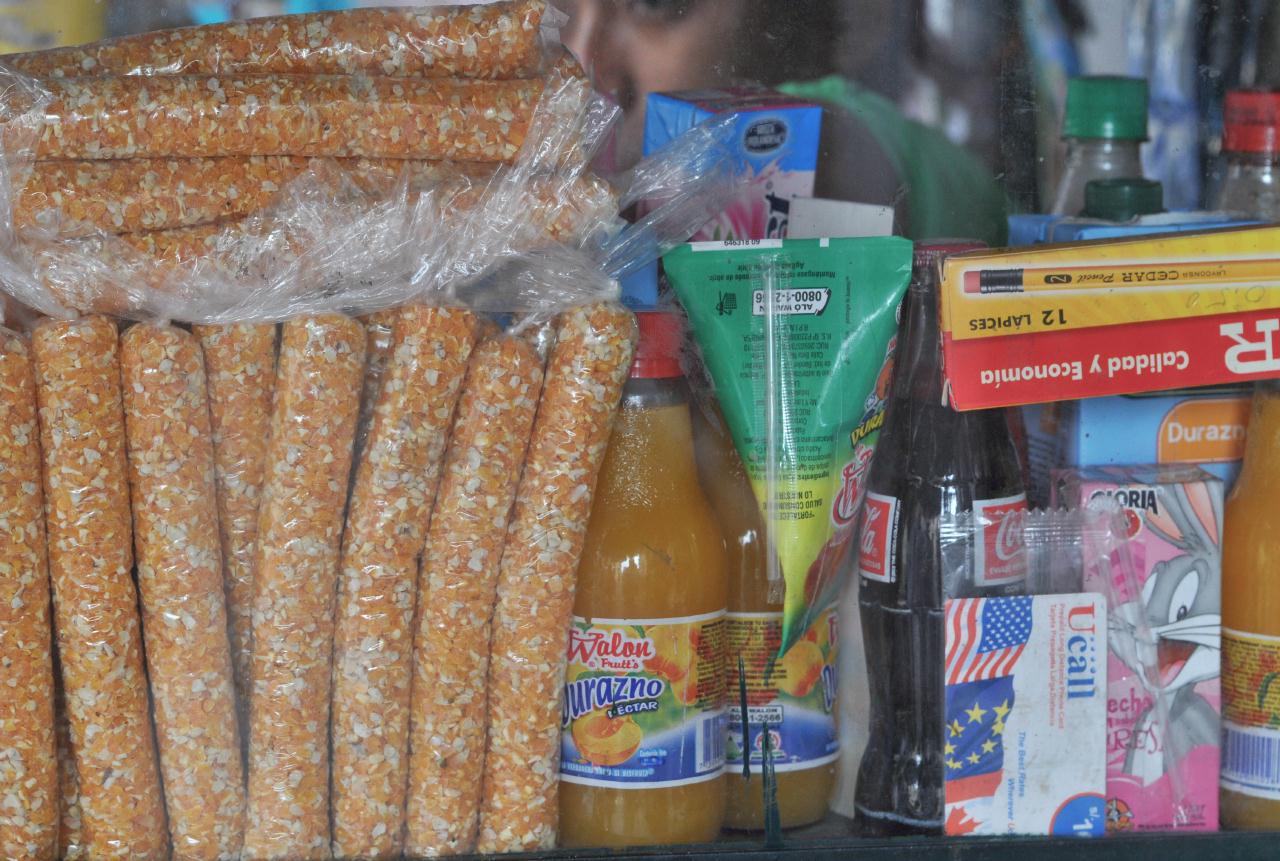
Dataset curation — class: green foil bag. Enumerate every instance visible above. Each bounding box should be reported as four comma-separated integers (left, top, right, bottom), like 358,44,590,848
665,237,912,654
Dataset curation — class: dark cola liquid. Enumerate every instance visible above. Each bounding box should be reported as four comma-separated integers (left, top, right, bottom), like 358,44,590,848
852,247,1027,836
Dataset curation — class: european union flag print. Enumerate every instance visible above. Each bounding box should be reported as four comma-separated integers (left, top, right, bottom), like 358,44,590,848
944,598,1034,804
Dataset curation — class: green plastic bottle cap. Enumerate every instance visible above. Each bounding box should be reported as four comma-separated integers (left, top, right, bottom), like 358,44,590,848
1063,76,1149,140
1082,178,1164,221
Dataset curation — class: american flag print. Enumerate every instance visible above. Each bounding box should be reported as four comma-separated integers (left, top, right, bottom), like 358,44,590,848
946,596,1033,684
944,598,1032,806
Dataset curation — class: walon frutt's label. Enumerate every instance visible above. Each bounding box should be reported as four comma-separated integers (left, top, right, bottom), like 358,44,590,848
725,607,839,771
1222,628,1280,800
561,613,727,788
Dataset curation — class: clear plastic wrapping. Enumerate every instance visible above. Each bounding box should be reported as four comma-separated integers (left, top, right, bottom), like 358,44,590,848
31,74,549,162
3,0,557,81
0,13,738,858
193,322,278,718
242,314,366,861
0,326,58,861
0,58,730,325
120,323,246,861
31,315,168,861
478,302,638,853
330,305,479,861
404,327,548,856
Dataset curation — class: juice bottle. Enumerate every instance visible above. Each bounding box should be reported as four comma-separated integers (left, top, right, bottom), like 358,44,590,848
1221,380,1280,828
691,401,837,830
559,312,729,847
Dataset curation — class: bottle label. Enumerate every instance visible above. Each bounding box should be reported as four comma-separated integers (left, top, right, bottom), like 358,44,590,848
1222,628,1280,800
725,609,840,771
560,611,727,788
857,491,899,583
973,494,1029,587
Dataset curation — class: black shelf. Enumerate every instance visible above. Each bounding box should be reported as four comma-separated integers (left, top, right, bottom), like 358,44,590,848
499,815,1280,861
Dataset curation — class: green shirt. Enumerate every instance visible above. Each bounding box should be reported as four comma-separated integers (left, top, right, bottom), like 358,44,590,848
780,76,1008,246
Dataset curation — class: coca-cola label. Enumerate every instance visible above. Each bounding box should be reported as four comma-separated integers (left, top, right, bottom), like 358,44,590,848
973,493,1029,587
856,492,898,583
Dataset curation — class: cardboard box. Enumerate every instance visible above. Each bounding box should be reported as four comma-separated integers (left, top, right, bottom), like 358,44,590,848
1055,465,1222,832
1069,390,1249,490
943,593,1108,836
643,88,822,242
939,225,1280,410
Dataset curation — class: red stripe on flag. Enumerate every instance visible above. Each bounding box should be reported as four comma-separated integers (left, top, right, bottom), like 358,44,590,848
948,599,981,685
945,769,1003,805
995,644,1025,678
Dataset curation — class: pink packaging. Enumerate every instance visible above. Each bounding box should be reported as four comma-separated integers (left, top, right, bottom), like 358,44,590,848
1054,465,1222,832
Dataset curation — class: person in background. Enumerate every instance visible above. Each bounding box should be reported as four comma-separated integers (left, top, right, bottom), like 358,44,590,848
559,0,1009,244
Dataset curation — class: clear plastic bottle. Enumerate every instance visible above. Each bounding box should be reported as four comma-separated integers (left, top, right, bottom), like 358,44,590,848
1213,90,1280,222
560,311,729,848
1050,76,1149,216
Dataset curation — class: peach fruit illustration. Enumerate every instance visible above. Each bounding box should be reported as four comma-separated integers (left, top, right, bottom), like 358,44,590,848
572,710,644,767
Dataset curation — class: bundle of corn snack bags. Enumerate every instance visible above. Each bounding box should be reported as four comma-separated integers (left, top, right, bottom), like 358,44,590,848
0,4,734,859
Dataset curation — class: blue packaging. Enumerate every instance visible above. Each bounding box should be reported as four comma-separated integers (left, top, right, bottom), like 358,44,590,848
619,258,658,310
643,88,822,242
1008,212,1259,247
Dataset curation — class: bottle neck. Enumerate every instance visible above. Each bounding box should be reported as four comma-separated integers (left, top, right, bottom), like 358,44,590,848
1052,137,1145,215
889,279,945,405
599,376,702,500
1064,136,1144,165
1224,150,1280,168
1239,381,1280,487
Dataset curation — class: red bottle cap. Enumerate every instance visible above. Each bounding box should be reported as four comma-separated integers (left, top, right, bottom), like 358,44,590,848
1224,90,1280,154
630,311,684,379
913,239,987,271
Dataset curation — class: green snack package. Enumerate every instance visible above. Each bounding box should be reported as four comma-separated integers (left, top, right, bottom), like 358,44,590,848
665,237,912,654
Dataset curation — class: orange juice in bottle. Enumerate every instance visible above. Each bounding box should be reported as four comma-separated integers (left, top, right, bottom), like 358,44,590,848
559,312,729,847
692,401,837,830
1222,379,1280,828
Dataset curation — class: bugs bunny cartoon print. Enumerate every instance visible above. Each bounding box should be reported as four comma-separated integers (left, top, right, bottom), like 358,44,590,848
1112,480,1221,784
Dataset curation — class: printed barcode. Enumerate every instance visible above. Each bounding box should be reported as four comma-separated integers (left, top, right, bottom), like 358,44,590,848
1223,723,1280,800
697,714,725,773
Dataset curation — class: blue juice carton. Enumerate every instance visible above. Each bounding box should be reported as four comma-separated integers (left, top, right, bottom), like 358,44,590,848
943,593,1108,836
1059,389,1250,493
643,88,822,241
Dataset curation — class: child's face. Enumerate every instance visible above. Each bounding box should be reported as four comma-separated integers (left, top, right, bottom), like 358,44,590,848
559,0,750,171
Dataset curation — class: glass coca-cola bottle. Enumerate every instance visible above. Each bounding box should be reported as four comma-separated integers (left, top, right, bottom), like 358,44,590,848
852,240,1029,836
